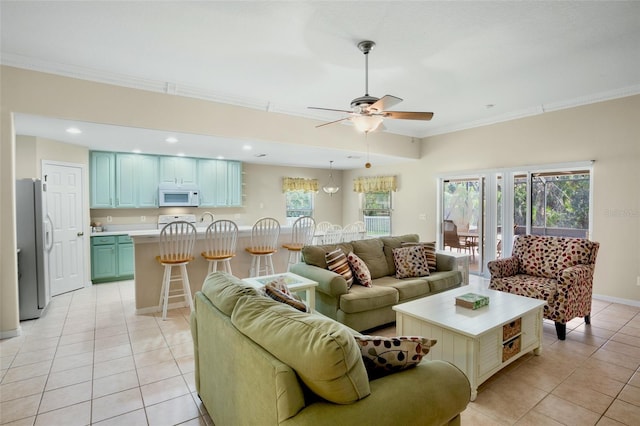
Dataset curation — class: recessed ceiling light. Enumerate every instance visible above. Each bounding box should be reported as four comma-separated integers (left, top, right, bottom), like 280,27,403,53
66,127,82,134
242,145,252,151
132,149,142,154
177,152,185,157
166,137,179,143
216,155,225,160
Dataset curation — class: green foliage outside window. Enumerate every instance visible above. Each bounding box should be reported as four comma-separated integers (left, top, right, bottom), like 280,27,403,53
285,190,313,218
514,172,589,230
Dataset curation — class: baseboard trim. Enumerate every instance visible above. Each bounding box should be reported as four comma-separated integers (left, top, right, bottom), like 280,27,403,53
0,326,22,340
593,293,640,308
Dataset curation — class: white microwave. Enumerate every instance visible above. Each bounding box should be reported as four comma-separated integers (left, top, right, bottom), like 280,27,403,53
158,183,200,207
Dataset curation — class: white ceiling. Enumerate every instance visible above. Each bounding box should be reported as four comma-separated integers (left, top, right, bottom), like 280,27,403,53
2,1,640,169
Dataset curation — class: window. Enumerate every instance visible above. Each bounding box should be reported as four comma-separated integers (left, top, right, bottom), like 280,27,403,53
285,190,314,224
363,191,392,236
514,170,590,238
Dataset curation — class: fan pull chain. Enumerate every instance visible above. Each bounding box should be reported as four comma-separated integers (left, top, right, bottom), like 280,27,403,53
365,132,371,168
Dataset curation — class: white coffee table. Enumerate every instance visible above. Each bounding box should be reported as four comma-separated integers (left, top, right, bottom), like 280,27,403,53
242,272,318,312
393,284,545,401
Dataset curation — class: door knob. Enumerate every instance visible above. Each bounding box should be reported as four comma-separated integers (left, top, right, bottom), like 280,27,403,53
77,232,84,237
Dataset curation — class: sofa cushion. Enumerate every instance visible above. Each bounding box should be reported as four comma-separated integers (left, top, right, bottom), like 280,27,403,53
402,241,437,272
376,276,430,301
490,274,558,307
393,246,430,279
351,238,389,279
513,235,564,279
231,295,370,404
201,271,260,316
381,234,420,276
426,271,464,294
326,248,354,288
339,284,398,314
355,335,437,378
347,252,373,287
301,243,354,269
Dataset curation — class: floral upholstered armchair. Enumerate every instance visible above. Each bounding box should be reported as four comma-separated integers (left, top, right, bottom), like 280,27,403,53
487,235,599,340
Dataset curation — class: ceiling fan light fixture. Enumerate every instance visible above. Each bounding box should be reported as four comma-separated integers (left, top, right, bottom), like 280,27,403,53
322,160,340,195
351,115,383,133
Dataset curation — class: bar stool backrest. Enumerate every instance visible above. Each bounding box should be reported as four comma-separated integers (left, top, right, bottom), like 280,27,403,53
289,216,316,248
159,221,197,264
204,219,238,258
250,217,280,253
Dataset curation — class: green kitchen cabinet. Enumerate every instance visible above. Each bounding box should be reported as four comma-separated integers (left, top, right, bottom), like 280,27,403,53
116,154,159,207
160,156,197,185
91,235,134,283
116,235,135,277
197,159,242,207
90,151,115,208
226,160,243,207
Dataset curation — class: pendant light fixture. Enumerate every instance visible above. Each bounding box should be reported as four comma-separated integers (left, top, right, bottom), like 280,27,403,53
322,160,340,195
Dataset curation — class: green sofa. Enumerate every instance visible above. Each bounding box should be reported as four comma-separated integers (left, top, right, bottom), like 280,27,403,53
290,234,463,331
191,272,471,426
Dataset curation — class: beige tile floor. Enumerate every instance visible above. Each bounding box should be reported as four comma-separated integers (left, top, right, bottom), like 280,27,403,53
1,280,207,426
2,277,640,425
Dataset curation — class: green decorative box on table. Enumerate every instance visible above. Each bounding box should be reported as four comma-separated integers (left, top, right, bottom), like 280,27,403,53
455,293,490,310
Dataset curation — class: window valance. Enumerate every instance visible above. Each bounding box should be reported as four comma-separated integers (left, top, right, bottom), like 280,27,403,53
282,177,319,193
353,175,397,193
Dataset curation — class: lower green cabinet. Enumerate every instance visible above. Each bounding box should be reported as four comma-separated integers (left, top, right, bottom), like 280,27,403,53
91,235,134,283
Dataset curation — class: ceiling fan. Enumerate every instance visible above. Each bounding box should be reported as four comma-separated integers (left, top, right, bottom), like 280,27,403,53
309,40,434,133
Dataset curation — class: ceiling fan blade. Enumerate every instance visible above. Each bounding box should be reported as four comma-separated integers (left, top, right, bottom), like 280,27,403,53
315,116,351,128
308,106,353,114
383,111,434,121
369,95,403,113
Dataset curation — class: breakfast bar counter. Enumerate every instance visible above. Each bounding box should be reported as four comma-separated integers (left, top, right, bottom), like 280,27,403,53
129,226,294,313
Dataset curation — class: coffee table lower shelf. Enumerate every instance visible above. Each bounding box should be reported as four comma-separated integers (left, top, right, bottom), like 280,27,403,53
394,286,545,401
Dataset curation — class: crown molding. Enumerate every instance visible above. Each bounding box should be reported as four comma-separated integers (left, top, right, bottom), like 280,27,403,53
421,85,640,138
3,53,639,141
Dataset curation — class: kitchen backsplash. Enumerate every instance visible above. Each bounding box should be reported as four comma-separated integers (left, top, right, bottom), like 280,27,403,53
90,207,246,229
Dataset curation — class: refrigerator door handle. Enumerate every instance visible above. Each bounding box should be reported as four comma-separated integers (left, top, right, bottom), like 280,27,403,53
44,213,54,252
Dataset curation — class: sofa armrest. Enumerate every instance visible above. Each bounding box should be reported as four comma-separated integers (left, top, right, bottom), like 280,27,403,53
281,360,470,426
487,256,519,278
435,252,457,272
290,263,349,298
558,264,595,296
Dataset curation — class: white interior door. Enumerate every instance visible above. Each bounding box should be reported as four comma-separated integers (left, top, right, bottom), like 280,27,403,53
43,162,85,296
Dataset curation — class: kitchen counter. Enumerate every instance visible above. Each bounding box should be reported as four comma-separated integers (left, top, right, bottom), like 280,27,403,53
128,225,295,313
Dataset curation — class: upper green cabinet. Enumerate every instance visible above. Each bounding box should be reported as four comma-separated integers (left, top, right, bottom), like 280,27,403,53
90,152,116,208
160,156,197,185
90,151,242,208
91,151,159,208
197,159,243,207
115,154,159,208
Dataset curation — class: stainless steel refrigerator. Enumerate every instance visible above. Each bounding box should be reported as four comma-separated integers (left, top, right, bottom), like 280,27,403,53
16,178,50,320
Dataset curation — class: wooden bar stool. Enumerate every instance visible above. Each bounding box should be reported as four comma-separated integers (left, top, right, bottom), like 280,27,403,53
201,219,238,275
156,220,197,320
282,216,315,270
245,217,280,277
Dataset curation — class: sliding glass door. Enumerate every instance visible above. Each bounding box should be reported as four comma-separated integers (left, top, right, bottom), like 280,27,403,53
439,162,592,278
